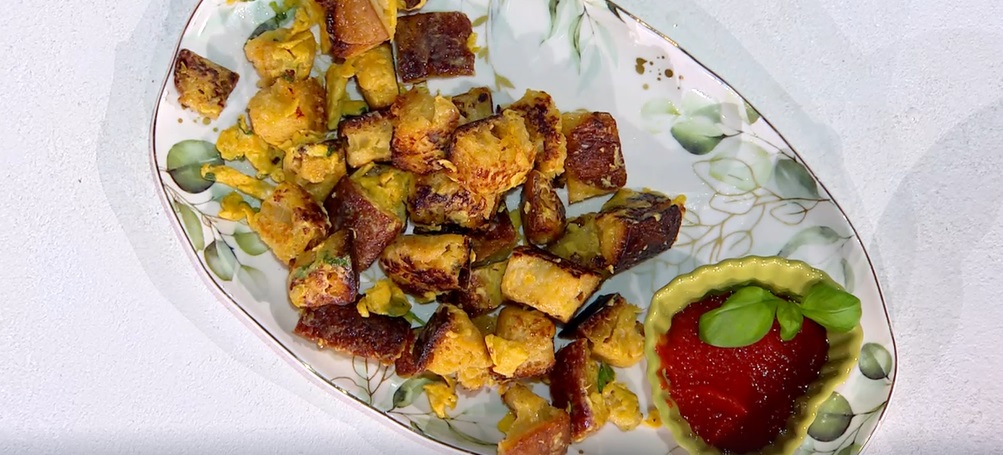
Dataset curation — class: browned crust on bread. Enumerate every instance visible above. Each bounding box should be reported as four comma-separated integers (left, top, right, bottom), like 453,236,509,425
174,49,239,119
597,189,684,273
322,0,389,59
521,170,566,245
294,304,410,364
325,177,405,271
563,112,626,203
549,339,601,442
395,12,474,83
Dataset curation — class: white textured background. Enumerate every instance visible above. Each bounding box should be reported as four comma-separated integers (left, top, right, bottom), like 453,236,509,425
2,0,1001,453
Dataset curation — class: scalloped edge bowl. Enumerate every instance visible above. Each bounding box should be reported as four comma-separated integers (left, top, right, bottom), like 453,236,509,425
643,256,864,455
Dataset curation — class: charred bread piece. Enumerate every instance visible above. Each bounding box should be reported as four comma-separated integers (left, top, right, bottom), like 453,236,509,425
561,111,626,203
390,86,460,174
549,339,609,442
407,171,498,229
441,260,507,317
379,234,471,297
521,170,566,246
494,306,556,379
447,110,536,196
282,139,348,203
395,12,475,83
393,328,422,377
508,90,567,180
451,87,494,124
247,77,326,149
561,294,643,368
252,182,331,266
595,189,684,273
287,229,357,308
322,0,390,59
411,304,493,389
325,164,412,271
353,43,398,109
501,246,603,323
295,303,410,364
339,110,393,168
497,384,572,455
173,49,239,119
467,203,519,265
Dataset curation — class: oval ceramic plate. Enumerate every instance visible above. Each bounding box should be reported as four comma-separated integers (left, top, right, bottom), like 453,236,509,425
150,0,897,454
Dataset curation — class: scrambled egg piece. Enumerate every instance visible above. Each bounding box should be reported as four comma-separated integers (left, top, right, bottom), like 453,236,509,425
642,406,662,428
201,164,273,200
484,335,530,377
247,77,326,149
602,381,642,431
283,140,347,202
244,28,316,86
216,116,284,181
357,278,411,318
423,378,457,419
218,192,255,222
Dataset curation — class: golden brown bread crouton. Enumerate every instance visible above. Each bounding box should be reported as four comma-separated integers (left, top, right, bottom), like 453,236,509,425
287,229,357,308
467,203,519,265
501,246,603,323
395,12,475,83
447,110,536,196
561,294,644,368
282,139,348,203
390,86,460,174
547,213,603,273
244,28,316,86
353,43,398,109
379,234,471,297
508,90,567,180
173,49,239,119
407,171,498,229
495,306,556,379
451,87,494,124
339,110,393,168
326,164,412,270
252,182,331,266
321,0,390,59
521,170,566,246
294,302,411,364
549,339,608,442
497,384,572,455
410,304,493,389
561,111,626,203
247,77,326,149
441,260,507,317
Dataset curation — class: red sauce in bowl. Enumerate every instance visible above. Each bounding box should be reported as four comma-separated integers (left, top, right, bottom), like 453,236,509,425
655,293,828,453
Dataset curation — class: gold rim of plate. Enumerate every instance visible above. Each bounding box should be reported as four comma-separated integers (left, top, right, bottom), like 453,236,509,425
643,256,864,455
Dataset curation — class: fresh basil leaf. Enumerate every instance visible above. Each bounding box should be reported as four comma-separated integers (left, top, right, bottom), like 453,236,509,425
698,286,780,348
801,282,861,333
776,299,804,341
597,362,615,393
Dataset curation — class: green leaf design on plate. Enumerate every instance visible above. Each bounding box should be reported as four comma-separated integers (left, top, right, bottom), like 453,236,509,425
248,0,296,40
471,15,487,26
671,119,724,155
778,226,846,257
836,443,862,455
174,201,205,251
745,102,760,124
569,11,584,68
605,0,623,21
841,258,856,292
709,192,756,215
769,200,809,225
720,230,753,257
237,265,269,301
858,343,893,380
204,240,238,281
707,156,758,192
546,0,560,38
392,375,436,409
166,140,223,193
234,231,269,256
808,392,853,442
774,158,820,199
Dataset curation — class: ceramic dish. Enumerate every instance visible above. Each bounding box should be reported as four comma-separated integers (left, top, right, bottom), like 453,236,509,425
149,0,897,453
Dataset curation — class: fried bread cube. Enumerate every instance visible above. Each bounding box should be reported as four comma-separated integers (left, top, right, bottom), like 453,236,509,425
501,246,602,323
173,49,239,119
390,86,460,174
596,189,684,273
325,164,412,270
379,234,471,297
447,110,536,196
244,28,316,86
407,171,498,229
497,384,572,455
395,12,475,83
561,294,644,368
410,304,493,390
339,110,394,168
282,139,348,203
467,203,519,265
287,229,357,308
322,0,390,59
251,182,331,265
294,303,411,364
354,43,399,109
451,87,494,124
495,306,556,379
549,339,608,442
521,170,566,246
441,260,506,317
508,90,567,180
247,77,326,149
561,111,626,203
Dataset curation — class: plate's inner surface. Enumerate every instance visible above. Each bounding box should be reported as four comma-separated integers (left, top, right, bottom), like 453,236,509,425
152,0,896,453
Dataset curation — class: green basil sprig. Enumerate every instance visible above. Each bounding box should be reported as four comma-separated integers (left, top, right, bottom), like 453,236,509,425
698,282,861,348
